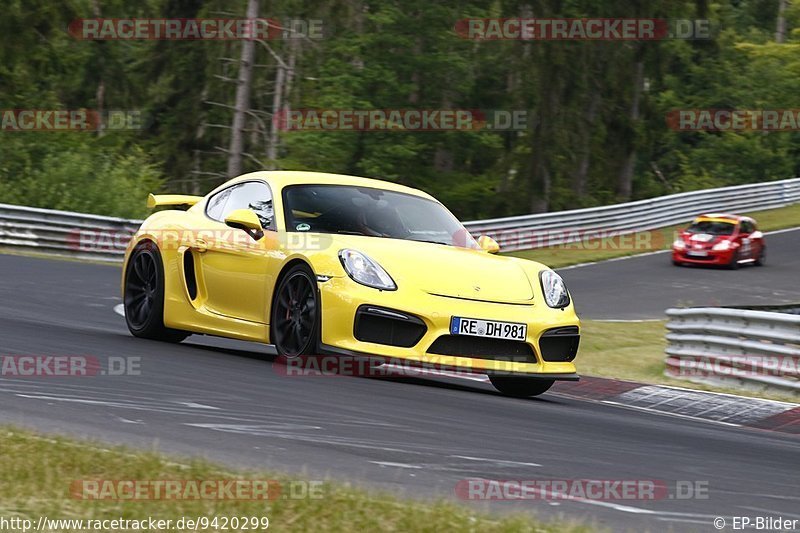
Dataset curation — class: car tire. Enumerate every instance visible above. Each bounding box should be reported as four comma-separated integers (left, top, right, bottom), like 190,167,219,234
488,376,555,397
270,264,319,357
124,243,190,343
727,249,741,270
672,259,683,267
755,247,766,266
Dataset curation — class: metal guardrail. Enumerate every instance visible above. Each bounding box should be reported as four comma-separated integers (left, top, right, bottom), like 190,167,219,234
665,307,800,393
0,177,798,261
0,204,139,262
463,177,800,251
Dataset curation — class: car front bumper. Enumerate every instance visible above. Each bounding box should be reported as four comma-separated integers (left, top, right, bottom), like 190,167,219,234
317,276,580,378
672,247,734,265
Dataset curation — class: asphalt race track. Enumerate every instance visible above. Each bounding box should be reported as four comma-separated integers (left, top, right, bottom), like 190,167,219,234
559,228,800,319
0,252,798,532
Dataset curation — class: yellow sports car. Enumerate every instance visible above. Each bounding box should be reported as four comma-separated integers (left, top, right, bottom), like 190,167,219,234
122,171,580,396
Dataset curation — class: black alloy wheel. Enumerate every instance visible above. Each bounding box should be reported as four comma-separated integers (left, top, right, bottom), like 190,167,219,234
271,265,319,357
124,244,189,343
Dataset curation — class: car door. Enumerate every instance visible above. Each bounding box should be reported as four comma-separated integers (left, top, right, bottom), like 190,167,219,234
749,220,765,258
197,181,281,324
738,220,754,260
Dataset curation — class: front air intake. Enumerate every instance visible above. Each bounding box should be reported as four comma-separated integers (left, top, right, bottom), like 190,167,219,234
538,326,580,362
353,306,426,348
427,335,537,364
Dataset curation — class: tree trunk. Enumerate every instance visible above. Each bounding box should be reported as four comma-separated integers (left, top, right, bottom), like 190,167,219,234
267,39,298,168
284,40,297,106
528,52,558,213
529,109,553,213
572,79,601,201
266,62,286,168
91,0,105,136
776,0,788,43
95,80,105,137
409,31,422,105
616,52,644,200
227,0,259,178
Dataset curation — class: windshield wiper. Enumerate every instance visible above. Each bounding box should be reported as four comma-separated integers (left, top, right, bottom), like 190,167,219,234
337,230,397,239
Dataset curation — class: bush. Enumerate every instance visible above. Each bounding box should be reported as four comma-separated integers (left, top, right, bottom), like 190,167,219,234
0,138,163,219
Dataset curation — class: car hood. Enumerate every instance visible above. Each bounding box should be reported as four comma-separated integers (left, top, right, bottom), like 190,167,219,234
325,234,535,304
682,232,732,246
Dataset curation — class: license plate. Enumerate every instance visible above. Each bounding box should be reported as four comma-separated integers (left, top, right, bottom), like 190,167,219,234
687,250,708,257
450,317,527,341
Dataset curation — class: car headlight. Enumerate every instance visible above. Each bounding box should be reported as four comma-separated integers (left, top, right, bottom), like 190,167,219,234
673,239,686,249
712,240,732,251
539,270,570,309
339,249,397,291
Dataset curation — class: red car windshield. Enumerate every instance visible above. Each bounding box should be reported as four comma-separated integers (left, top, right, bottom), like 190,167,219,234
687,221,736,235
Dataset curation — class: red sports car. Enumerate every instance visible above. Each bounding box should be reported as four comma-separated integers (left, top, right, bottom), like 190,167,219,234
672,214,765,268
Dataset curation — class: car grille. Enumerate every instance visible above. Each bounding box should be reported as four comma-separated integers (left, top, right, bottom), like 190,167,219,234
686,255,715,261
354,306,426,348
426,335,537,363
538,326,580,362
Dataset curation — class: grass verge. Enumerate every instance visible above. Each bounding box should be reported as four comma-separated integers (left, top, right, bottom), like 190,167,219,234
0,247,120,266
578,319,799,403
0,427,593,533
507,203,800,268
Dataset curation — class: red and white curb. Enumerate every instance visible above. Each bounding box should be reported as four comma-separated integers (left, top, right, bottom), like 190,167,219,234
552,376,799,435
386,367,799,435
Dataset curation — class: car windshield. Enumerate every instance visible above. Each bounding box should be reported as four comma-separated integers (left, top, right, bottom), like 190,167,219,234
282,184,477,248
687,220,736,235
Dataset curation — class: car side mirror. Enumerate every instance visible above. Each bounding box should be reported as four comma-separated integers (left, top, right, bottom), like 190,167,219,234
477,235,500,254
224,209,264,240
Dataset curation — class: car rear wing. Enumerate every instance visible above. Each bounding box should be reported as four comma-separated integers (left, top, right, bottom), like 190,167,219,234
147,194,203,209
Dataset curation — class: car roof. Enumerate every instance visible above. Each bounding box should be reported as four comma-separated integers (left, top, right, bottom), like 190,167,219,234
221,171,437,201
694,213,754,223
